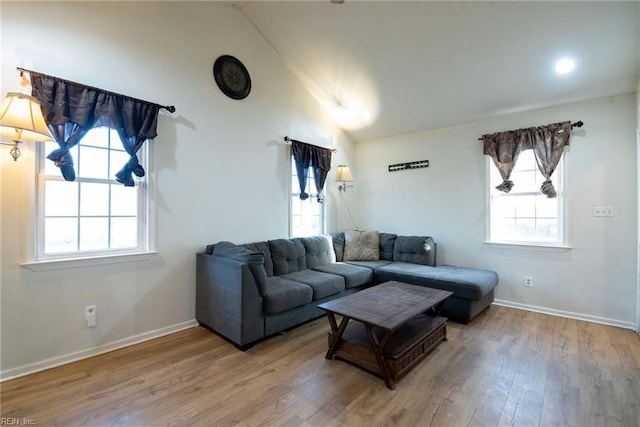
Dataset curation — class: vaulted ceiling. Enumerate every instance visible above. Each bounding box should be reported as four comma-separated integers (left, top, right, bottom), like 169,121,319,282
240,1,639,143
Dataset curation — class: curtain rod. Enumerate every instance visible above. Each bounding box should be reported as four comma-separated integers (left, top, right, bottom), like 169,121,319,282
477,120,583,141
283,136,337,153
17,67,176,113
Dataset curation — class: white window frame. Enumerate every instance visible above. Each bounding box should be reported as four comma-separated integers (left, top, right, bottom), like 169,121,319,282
24,127,155,270
289,155,326,238
486,149,570,249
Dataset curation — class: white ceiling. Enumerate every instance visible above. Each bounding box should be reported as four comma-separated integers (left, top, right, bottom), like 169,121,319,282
239,1,639,143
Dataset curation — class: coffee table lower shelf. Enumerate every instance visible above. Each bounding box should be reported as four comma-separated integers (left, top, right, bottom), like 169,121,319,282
328,314,447,383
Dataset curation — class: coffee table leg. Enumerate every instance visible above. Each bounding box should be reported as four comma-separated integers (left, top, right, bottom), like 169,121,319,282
325,314,350,360
364,324,394,390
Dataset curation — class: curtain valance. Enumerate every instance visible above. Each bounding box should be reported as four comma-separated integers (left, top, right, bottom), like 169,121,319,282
28,70,171,186
482,121,572,198
290,139,332,203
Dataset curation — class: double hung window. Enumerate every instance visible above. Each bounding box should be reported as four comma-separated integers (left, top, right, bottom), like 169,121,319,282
35,127,148,260
290,157,324,237
488,149,567,246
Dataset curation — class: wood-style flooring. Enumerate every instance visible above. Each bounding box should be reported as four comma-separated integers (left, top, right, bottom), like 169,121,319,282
1,305,639,426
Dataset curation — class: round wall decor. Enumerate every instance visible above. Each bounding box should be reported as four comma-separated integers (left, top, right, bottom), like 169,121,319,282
213,55,251,100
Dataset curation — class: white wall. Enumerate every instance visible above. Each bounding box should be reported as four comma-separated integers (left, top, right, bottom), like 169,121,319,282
0,2,355,379
637,77,640,332
356,94,638,327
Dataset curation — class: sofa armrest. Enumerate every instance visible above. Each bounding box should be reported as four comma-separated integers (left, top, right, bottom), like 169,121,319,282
196,253,265,347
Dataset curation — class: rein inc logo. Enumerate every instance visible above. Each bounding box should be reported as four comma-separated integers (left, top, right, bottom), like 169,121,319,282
0,419,35,425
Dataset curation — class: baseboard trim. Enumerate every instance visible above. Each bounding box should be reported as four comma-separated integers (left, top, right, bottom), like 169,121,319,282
1,319,199,382
493,299,637,331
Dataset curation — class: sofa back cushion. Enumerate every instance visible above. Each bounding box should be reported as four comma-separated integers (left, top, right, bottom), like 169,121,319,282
379,233,397,261
269,238,307,275
393,236,436,266
241,241,274,276
301,235,336,268
330,232,345,262
213,241,269,295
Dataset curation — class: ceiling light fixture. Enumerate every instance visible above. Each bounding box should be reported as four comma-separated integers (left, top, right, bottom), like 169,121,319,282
555,58,575,74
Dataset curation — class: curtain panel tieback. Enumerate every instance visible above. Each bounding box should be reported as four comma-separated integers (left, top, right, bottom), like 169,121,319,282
115,155,145,187
28,70,170,185
482,121,572,198
290,139,333,204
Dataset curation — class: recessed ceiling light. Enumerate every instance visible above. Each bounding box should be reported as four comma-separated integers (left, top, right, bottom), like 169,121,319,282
555,59,575,74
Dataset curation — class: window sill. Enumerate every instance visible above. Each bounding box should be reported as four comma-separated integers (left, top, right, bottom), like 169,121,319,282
484,241,571,253
21,251,158,272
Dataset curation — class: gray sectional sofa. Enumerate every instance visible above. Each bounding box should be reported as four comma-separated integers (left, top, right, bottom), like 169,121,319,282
196,232,498,350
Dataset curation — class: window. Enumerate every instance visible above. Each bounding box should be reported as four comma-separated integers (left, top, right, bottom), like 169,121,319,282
290,158,325,237
35,127,149,260
488,149,567,246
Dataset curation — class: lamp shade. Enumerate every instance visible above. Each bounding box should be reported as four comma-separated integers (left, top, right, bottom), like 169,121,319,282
0,92,52,143
336,164,354,182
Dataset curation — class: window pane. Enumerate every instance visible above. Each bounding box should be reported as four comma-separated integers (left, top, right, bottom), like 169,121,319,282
515,195,536,218
78,146,108,179
80,182,109,216
515,219,535,239
111,185,138,216
536,195,557,218
515,150,535,170
493,195,515,219
301,199,318,217
45,181,78,216
79,218,109,251
492,217,515,241
110,150,130,179
80,127,109,148
536,219,557,241
111,218,138,248
45,218,78,253
510,170,536,193
291,197,302,216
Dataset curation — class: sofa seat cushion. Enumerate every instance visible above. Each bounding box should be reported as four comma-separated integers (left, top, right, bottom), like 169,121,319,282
280,269,345,300
311,262,373,288
374,263,498,301
263,276,313,315
345,260,393,270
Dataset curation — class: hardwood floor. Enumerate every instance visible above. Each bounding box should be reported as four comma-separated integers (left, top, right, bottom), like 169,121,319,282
1,306,639,426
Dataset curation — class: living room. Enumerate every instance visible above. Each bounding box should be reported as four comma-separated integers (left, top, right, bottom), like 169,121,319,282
1,1,639,424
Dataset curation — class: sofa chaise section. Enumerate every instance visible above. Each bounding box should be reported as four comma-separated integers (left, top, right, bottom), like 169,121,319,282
373,262,498,323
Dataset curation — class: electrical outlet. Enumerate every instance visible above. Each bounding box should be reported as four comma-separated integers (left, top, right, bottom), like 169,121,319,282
85,305,96,328
524,276,533,287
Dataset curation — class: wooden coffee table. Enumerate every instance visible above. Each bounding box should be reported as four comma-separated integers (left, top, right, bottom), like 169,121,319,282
318,281,452,390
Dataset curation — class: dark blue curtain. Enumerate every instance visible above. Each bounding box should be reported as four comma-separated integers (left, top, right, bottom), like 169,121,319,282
291,139,332,203
30,72,160,186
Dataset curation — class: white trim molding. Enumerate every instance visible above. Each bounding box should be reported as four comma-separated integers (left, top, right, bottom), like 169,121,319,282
0,319,198,382
494,299,637,331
